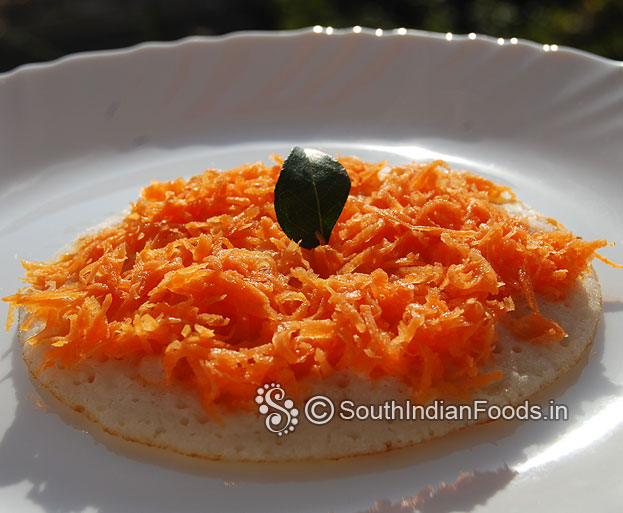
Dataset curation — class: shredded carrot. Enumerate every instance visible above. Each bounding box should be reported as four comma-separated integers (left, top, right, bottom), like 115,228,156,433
594,250,623,268
2,158,613,411
503,312,566,344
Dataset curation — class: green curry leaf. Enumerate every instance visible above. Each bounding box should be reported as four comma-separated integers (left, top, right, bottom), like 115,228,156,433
274,147,351,249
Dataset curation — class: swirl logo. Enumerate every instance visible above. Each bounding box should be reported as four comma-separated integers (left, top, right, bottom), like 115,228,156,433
255,383,299,436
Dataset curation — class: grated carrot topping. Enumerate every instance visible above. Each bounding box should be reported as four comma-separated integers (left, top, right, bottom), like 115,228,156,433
3,158,613,411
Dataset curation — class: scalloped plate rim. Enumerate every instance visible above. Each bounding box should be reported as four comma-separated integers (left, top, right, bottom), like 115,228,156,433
1,27,620,82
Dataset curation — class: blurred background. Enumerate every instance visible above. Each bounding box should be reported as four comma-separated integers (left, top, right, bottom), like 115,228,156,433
1,0,622,72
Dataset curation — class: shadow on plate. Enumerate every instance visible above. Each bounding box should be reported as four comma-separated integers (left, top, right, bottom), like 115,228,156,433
354,466,518,513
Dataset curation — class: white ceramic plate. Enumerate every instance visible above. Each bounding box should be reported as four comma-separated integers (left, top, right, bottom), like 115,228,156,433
1,28,622,513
